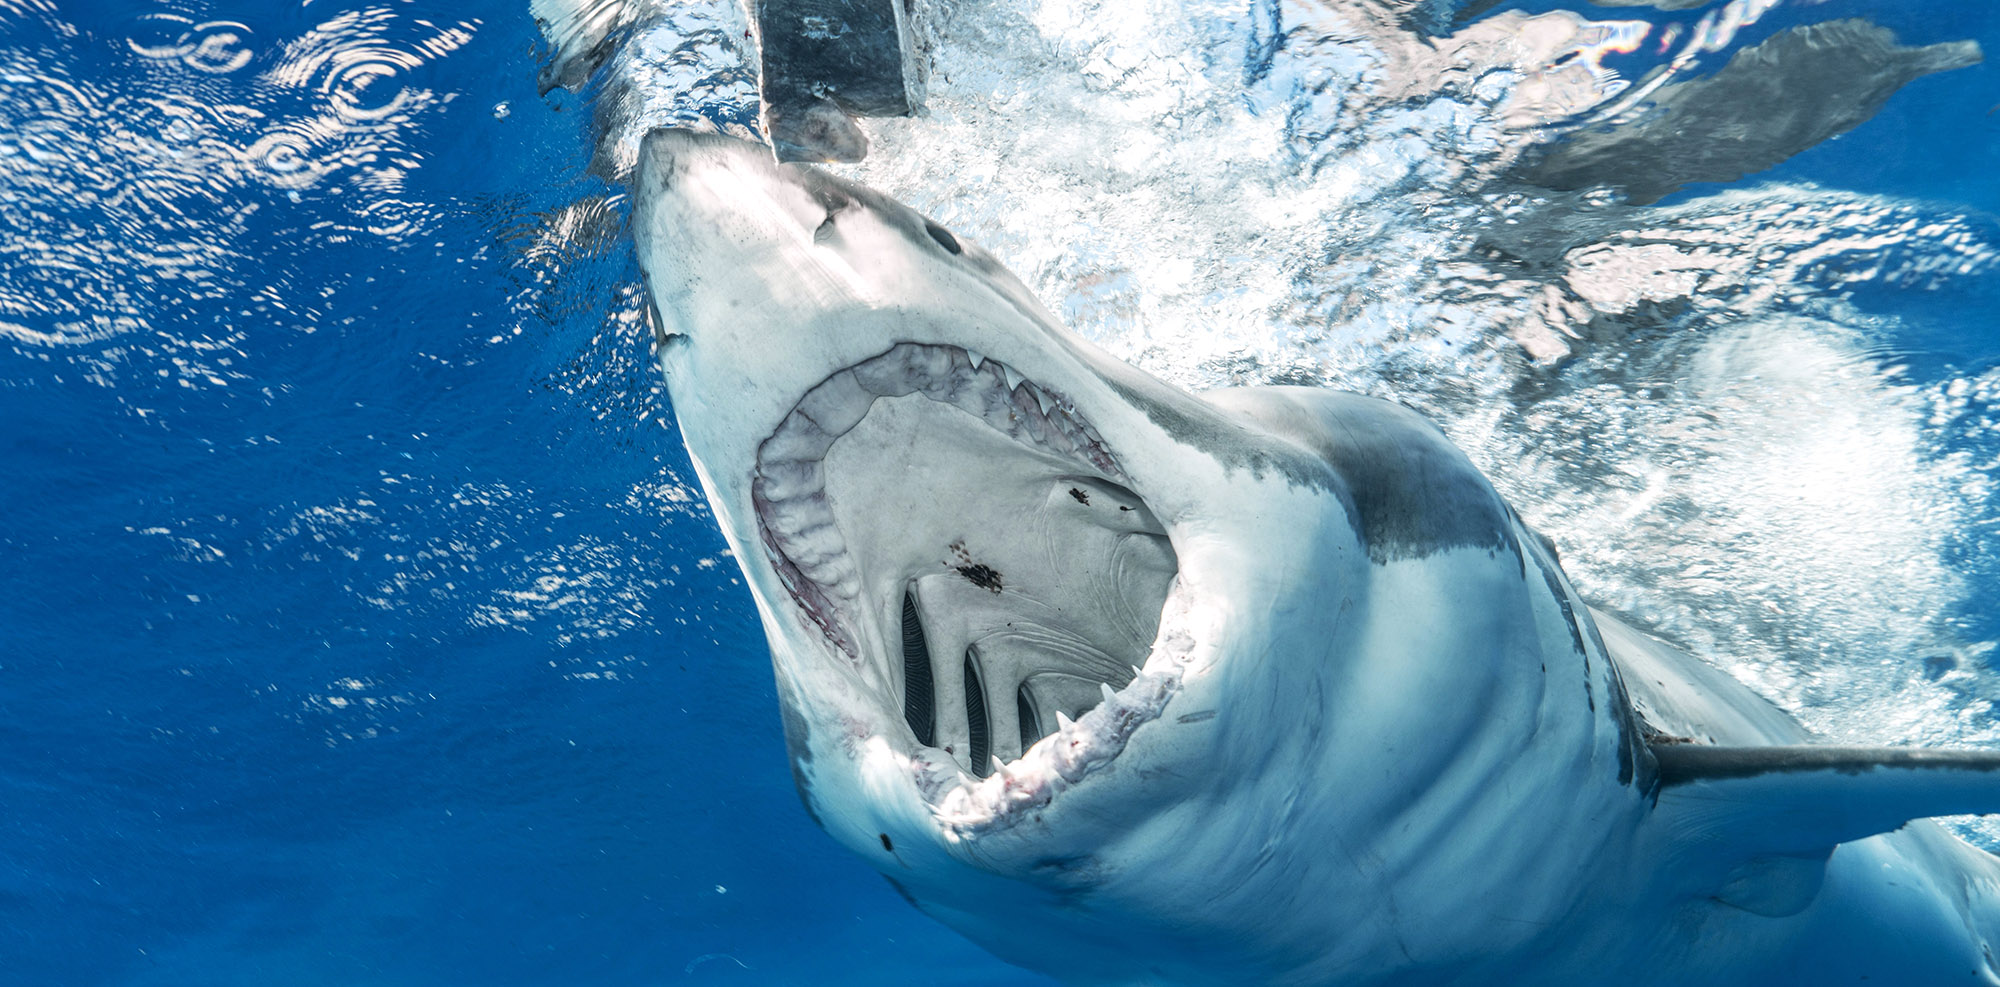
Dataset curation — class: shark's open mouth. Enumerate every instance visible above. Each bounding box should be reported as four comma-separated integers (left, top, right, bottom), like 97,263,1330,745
749,342,1193,833
749,342,1122,657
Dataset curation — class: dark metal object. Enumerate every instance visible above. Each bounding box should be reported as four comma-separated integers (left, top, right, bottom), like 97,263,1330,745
755,0,928,162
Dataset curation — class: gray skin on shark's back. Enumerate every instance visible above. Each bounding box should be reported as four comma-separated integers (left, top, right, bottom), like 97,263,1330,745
630,130,2000,987
1204,386,1512,563
1099,377,1516,563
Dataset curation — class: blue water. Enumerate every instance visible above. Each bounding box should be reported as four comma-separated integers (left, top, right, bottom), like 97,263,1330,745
1,1,1995,985
0,3,1037,983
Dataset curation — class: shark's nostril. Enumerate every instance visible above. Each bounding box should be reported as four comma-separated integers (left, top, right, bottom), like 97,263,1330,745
901,590,936,747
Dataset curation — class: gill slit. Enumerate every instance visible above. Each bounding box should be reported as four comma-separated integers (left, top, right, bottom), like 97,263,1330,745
900,588,936,748
965,645,991,777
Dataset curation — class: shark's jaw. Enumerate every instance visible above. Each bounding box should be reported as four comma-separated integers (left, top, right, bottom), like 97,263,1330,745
748,338,1194,836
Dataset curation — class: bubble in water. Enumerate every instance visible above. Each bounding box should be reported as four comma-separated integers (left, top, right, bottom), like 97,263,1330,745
183,21,254,74
244,127,325,188
324,54,414,122
159,116,197,143
126,12,196,60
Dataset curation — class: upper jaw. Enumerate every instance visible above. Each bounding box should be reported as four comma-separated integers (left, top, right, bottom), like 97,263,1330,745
751,341,1124,657
632,129,1224,538
633,130,1079,477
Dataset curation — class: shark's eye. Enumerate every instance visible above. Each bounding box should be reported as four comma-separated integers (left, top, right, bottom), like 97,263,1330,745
964,647,991,776
901,590,936,747
924,220,962,255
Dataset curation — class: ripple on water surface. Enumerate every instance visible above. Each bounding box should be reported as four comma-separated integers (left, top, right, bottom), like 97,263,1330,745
0,3,476,381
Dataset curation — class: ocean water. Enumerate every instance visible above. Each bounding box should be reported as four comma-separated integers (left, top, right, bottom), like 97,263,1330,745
1,1,1995,985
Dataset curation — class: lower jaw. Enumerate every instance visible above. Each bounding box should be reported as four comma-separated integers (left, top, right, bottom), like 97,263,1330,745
911,576,1202,838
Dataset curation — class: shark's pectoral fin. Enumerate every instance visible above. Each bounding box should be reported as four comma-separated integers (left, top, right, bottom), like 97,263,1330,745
1651,745,2000,915
1654,744,2000,855
1604,609,2000,915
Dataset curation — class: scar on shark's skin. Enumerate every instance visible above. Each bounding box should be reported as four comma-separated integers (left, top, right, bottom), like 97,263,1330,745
947,540,1003,593
957,564,1003,592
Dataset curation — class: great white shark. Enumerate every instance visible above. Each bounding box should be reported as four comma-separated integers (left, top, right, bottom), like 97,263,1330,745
632,129,2000,986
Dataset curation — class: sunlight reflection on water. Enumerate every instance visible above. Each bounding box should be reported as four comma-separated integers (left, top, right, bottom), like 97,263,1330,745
0,5,474,364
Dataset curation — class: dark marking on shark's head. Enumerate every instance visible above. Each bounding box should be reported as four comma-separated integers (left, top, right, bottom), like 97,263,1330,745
1100,375,1342,494
945,539,1005,592
1299,398,1511,563
1199,387,1514,563
957,564,1003,591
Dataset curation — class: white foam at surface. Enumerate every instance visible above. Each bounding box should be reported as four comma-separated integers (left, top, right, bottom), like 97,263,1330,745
595,0,2000,843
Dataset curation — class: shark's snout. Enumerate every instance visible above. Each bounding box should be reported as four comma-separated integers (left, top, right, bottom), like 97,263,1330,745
639,129,832,265
635,128,977,355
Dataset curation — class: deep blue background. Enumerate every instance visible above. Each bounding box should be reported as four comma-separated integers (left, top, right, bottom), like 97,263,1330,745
0,1,1994,985
0,2,1039,983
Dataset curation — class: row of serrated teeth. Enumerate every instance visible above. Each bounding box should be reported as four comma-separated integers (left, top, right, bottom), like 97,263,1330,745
932,589,1198,835
932,668,1176,829
752,342,1122,657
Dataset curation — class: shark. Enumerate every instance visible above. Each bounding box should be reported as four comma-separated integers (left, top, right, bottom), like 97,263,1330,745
631,129,2000,986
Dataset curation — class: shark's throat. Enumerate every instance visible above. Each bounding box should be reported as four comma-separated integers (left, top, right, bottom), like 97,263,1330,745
750,342,1189,826
751,342,1121,658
